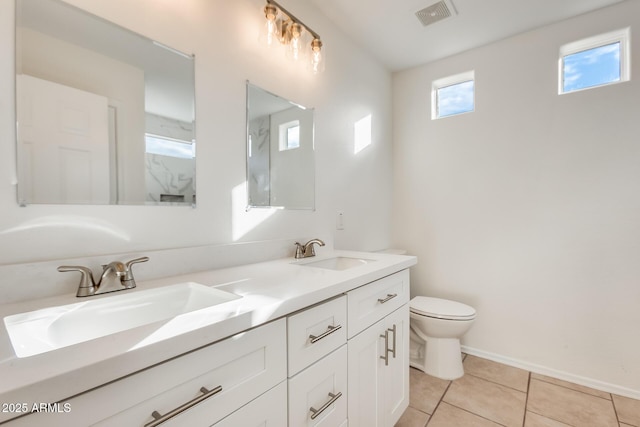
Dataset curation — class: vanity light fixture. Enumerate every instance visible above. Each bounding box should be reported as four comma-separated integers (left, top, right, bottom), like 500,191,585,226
261,0,324,73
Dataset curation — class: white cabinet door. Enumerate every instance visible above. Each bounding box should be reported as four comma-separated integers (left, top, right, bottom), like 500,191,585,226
347,304,409,427
383,304,410,427
347,317,386,427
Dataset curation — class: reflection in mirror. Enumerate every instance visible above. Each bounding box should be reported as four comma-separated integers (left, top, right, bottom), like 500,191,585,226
16,0,196,206
246,82,314,210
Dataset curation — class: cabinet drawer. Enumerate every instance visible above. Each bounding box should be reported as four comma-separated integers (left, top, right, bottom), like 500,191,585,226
287,295,347,376
347,270,409,338
8,319,286,427
214,381,287,427
95,319,286,426
288,345,347,427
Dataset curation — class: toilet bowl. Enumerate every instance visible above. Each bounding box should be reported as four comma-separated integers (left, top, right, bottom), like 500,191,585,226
409,296,476,380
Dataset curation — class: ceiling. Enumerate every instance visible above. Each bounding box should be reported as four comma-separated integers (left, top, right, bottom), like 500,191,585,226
308,0,626,71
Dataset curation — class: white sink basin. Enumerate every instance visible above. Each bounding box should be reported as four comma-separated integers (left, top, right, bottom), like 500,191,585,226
4,282,240,358
300,256,375,271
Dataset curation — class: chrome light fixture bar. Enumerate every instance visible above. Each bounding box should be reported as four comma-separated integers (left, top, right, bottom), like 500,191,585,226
262,0,324,73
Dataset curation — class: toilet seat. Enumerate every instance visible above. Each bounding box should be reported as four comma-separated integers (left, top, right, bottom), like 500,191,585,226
410,296,476,321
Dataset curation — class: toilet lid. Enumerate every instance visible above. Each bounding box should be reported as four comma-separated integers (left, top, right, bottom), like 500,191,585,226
410,296,476,320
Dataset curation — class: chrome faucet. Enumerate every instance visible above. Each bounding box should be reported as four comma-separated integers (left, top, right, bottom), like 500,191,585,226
294,239,325,259
97,261,128,294
58,256,149,297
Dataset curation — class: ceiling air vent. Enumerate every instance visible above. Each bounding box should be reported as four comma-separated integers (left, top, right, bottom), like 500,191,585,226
415,0,458,27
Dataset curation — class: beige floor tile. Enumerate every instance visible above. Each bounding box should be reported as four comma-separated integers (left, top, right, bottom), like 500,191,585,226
531,373,611,399
527,379,618,427
428,402,503,427
409,367,450,415
464,354,530,392
524,411,572,427
443,373,526,427
394,407,430,427
613,394,640,426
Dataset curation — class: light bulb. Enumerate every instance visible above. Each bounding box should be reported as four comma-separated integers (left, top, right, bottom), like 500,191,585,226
286,23,303,61
309,38,324,74
261,4,279,47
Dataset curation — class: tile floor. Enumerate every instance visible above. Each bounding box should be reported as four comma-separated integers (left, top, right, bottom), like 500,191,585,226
396,354,640,427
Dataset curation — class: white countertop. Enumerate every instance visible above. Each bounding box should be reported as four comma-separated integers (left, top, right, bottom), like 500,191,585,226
0,250,416,422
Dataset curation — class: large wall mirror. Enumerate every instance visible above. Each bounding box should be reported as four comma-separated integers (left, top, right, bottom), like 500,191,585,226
246,82,314,210
16,0,196,206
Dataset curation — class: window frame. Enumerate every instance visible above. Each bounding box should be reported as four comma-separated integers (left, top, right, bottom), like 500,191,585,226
558,27,630,95
431,70,475,120
278,120,301,151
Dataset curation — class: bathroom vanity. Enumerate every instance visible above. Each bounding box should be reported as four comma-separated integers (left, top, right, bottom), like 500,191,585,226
0,251,416,426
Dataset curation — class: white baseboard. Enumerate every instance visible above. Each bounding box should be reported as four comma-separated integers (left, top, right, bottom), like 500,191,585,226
461,345,640,400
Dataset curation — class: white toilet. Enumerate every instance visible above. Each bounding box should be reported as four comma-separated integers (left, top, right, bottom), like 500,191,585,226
409,296,476,380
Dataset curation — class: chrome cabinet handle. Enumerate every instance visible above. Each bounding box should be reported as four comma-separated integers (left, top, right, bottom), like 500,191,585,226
388,324,397,359
310,392,342,420
380,330,389,366
145,385,222,427
380,324,397,365
377,293,397,304
309,324,342,344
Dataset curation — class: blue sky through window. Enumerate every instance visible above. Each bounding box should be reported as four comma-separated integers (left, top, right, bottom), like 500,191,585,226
563,42,621,92
437,80,474,118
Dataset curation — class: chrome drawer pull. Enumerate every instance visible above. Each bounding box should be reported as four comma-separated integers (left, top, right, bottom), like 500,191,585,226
310,391,343,420
377,293,397,304
388,324,397,358
145,385,223,427
380,330,389,366
309,324,342,344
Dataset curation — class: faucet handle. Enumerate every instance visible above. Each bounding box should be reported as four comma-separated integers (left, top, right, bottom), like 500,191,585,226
294,243,305,259
122,256,149,288
125,256,149,270
57,265,97,297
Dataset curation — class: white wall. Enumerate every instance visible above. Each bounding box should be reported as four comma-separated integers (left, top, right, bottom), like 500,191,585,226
0,0,393,267
393,1,640,396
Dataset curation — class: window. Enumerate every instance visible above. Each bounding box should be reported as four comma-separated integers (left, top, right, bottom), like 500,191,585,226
432,71,475,119
145,134,195,159
559,28,630,94
278,120,300,151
